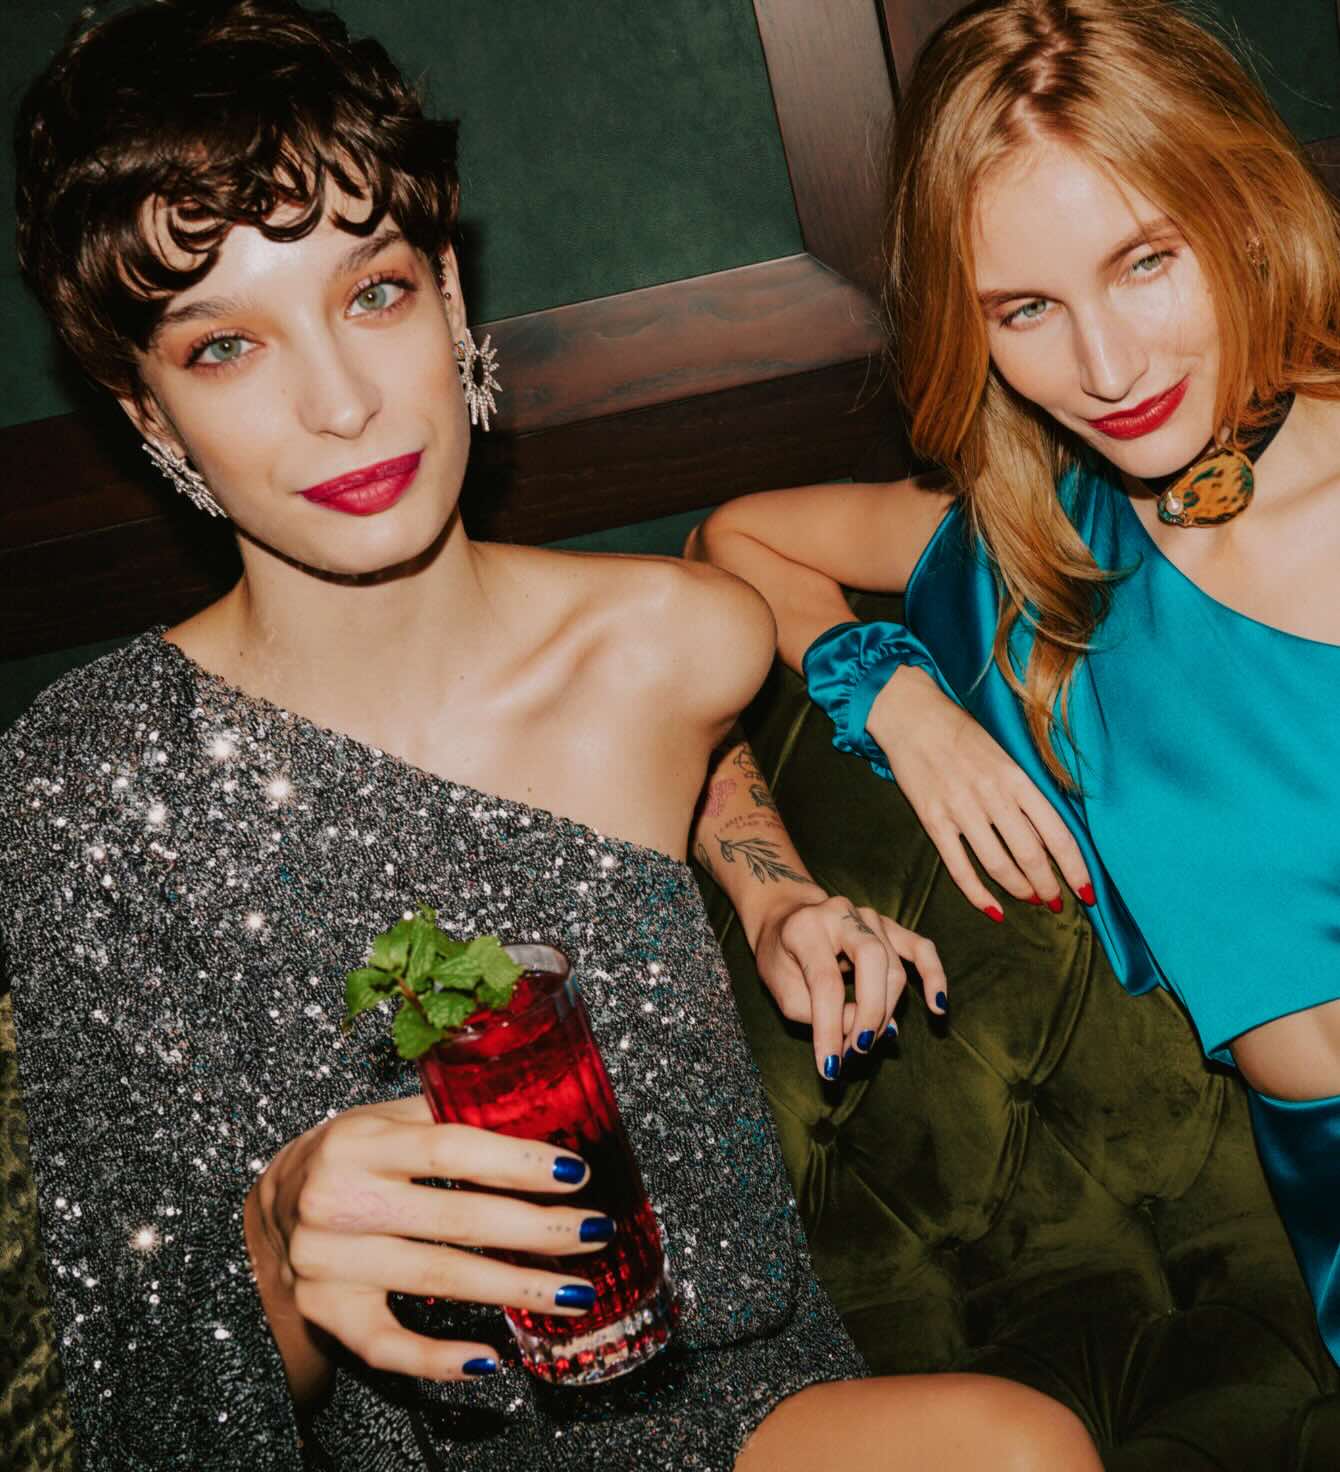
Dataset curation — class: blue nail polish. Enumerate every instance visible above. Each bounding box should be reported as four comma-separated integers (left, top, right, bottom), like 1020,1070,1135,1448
935,991,949,1013
856,1029,876,1052
579,1215,616,1243
552,1155,586,1184
463,1357,499,1376
555,1283,596,1310
884,1021,899,1038
822,1053,841,1081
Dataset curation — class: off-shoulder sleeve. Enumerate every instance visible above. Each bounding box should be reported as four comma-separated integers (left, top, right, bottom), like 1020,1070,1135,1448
802,619,963,782
0,728,305,1470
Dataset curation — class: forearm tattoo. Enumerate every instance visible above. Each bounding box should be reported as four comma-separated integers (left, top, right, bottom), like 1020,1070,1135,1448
716,835,808,885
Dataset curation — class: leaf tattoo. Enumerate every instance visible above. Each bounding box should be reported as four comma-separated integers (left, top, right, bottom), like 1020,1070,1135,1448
717,835,807,885
749,783,778,813
693,840,718,883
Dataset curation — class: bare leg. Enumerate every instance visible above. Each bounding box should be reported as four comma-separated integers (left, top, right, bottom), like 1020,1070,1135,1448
737,1374,1102,1472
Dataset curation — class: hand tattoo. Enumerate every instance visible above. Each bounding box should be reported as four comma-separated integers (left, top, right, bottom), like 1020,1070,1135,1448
843,906,876,937
717,835,807,885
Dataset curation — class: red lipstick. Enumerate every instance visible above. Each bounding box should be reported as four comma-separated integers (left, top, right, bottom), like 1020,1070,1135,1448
299,451,421,515
1084,378,1188,440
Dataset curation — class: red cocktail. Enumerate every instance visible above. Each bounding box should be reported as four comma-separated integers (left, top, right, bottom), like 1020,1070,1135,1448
417,943,676,1385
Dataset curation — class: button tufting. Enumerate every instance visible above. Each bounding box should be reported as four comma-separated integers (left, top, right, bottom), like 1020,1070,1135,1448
811,1118,838,1147
1010,1079,1034,1104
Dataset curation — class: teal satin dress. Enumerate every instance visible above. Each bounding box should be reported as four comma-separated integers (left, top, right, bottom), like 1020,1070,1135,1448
804,461,1340,1364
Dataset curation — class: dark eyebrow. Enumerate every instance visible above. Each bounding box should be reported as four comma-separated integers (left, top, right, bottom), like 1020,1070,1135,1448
977,216,1180,309
334,226,407,276
152,227,409,340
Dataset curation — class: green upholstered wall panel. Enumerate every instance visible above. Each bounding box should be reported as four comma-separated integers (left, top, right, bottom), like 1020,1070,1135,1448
1204,0,1340,143
0,0,799,431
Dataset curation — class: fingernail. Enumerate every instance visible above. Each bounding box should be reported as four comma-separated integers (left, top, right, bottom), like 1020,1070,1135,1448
934,991,949,1013
983,904,1004,923
555,1283,596,1310
856,1029,876,1053
579,1216,616,1243
552,1155,586,1185
1046,895,1063,914
1079,883,1096,906
463,1357,499,1376
1025,893,1042,905
822,1053,841,1081
884,1020,899,1038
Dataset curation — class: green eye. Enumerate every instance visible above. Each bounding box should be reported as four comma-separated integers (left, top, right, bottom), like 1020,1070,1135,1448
355,282,393,312
200,336,245,364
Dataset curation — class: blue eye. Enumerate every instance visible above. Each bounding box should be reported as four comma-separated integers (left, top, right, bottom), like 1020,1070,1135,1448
1002,298,1049,328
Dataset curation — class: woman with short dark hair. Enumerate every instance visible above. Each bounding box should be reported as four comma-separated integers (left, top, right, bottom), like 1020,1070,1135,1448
2,1,1101,1467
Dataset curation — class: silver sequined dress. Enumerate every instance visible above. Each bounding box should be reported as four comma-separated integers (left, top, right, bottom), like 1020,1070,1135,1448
0,633,865,1470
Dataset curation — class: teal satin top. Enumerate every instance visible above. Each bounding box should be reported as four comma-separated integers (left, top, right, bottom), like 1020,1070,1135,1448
806,462,1340,1066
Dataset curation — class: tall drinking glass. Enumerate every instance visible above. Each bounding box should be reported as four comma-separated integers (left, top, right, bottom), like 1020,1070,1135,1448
417,943,676,1385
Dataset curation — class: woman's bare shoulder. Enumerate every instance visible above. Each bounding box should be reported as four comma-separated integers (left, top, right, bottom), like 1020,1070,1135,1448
486,543,775,725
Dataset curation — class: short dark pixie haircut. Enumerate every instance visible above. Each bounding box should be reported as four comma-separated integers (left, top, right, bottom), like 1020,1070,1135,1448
15,0,460,406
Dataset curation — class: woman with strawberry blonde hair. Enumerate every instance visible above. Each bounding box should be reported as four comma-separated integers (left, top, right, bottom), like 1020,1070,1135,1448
696,0,1340,1364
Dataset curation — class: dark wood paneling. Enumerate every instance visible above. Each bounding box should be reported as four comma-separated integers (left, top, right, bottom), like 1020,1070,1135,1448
752,0,894,295
486,253,881,433
879,0,962,86
1,361,897,658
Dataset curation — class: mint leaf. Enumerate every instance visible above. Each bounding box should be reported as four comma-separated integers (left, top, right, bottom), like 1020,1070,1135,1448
467,935,525,989
428,953,485,991
343,907,529,1058
393,1001,444,1060
430,929,468,961
475,976,517,1011
406,910,440,991
370,917,415,974
421,988,476,1030
343,967,394,1027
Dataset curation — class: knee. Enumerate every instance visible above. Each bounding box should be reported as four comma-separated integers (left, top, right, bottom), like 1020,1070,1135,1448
979,1381,1102,1472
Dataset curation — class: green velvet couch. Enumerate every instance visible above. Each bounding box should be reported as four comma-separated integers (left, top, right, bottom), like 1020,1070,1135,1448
4,598,1340,1469
701,593,1340,1469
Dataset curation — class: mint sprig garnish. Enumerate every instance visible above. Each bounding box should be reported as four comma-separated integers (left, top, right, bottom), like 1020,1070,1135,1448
342,905,524,1060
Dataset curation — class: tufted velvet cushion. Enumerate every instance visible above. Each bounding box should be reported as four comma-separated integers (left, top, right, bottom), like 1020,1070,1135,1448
699,595,1340,1468
1,992,75,1471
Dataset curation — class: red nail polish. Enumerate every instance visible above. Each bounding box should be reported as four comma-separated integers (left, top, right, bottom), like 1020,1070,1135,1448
983,904,1004,923
1046,895,1063,914
1078,883,1096,906
1025,893,1042,906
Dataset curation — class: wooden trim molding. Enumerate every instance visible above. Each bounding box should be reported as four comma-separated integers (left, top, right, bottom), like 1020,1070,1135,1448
486,253,881,434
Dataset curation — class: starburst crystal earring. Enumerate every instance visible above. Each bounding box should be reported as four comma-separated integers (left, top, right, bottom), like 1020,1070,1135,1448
142,440,227,518
455,326,501,431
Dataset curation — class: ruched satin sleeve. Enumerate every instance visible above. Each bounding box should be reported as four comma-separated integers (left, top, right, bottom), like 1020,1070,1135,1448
802,619,962,782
